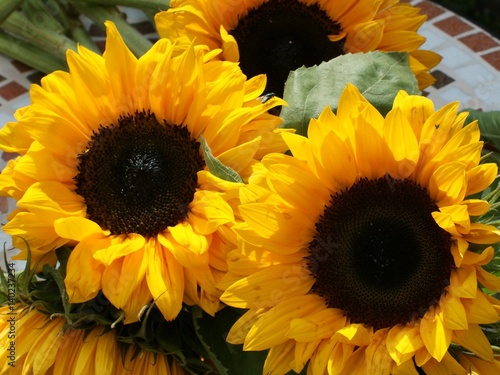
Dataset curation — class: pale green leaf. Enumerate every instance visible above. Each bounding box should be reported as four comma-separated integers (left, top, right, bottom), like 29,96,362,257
280,51,420,136
199,135,243,183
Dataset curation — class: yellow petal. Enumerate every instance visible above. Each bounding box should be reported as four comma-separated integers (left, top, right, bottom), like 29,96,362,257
462,246,494,266
121,278,153,324
244,294,326,351
15,141,74,183
5,212,67,257
93,234,145,266
391,359,420,375
310,118,357,190
365,329,394,375
383,106,419,178
287,308,346,342
453,323,494,361
281,132,315,169
334,323,373,346
292,340,321,374
30,319,65,374
336,344,367,374
459,353,500,374
466,163,498,195
146,240,184,320
451,238,469,268
54,216,103,241
432,204,470,237
355,113,393,179
65,235,106,303
379,30,425,50
387,324,424,365
101,246,148,310
103,21,137,114
394,91,434,142
169,221,209,256
158,232,209,268
238,203,314,253
226,307,267,345
93,330,118,375
242,74,266,102
73,329,98,375
221,264,313,309
326,341,356,375
449,266,477,299
263,340,295,375
462,199,490,216
17,181,85,222
0,120,33,153
346,20,384,52
462,291,500,324
189,190,235,235
465,223,500,245
477,266,500,292
428,162,466,207
267,162,330,213
220,24,239,61
420,308,452,361
309,338,337,375
420,352,466,375
442,295,468,330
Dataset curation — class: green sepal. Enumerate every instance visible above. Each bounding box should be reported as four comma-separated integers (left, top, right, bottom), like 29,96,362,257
199,134,244,183
280,51,420,136
192,306,268,375
482,322,500,347
0,248,15,305
476,180,500,225
464,109,500,152
116,305,216,374
0,244,227,374
41,248,72,315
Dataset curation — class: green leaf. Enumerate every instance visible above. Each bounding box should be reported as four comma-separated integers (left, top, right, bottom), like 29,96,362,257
193,306,268,375
463,109,500,152
41,263,72,315
199,135,243,183
280,51,420,136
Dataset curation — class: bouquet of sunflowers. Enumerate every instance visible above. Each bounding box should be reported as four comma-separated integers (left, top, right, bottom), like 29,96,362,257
0,0,500,374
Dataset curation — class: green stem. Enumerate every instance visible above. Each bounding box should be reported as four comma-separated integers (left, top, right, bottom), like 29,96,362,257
69,0,169,10
72,3,153,57
43,0,72,32
49,0,101,54
0,30,67,74
1,11,77,62
0,0,23,24
141,8,156,24
21,0,65,33
69,22,101,54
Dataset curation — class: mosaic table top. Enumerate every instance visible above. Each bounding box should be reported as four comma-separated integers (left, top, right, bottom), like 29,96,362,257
1,0,500,262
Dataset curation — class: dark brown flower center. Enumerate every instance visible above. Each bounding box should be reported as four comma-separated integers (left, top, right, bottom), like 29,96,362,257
75,110,204,238
230,0,345,97
307,176,453,330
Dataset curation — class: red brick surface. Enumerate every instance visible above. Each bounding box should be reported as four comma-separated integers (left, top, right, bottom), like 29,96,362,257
460,32,500,52
482,50,500,71
435,16,474,36
0,81,28,100
415,1,446,20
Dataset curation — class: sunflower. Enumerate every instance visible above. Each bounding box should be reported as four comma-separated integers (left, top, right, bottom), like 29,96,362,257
155,0,441,97
457,353,500,374
0,21,287,323
0,306,185,374
220,84,500,374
